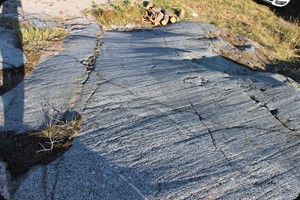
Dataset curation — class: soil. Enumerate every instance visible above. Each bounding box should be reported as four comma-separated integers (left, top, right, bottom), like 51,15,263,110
0,37,64,95
0,119,81,178
0,0,88,182
23,39,64,76
209,29,268,71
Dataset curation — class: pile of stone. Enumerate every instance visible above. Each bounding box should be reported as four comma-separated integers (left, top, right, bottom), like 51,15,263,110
143,1,182,26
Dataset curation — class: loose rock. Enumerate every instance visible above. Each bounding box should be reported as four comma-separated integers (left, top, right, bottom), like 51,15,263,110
144,1,178,26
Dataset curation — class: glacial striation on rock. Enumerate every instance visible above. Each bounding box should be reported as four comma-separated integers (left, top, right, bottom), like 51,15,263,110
5,22,300,199
0,18,102,133
0,27,26,70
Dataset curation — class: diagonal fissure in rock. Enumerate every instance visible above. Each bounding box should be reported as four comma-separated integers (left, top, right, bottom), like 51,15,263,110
69,34,104,112
81,36,103,71
188,100,234,167
80,36,103,84
253,96,297,132
81,80,109,112
57,34,103,72
246,88,298,133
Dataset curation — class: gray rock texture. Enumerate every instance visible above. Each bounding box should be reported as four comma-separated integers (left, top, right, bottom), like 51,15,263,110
0,27,26,70
0,19,101,133
5,22,300,199
0,161,10,200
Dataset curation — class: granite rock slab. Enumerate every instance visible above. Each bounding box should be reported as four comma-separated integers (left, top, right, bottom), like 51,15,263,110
0,19,101,133
12,22,300,199
0,27,26,70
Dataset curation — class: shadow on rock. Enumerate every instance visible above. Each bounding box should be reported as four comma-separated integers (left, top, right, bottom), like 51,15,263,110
265,60,300,83
0,0,25,131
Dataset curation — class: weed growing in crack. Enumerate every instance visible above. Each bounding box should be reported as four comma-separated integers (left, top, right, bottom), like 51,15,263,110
0,16,67,53
37,117,82,153
0,104,82,178
21,19,67,75
38,101,81,153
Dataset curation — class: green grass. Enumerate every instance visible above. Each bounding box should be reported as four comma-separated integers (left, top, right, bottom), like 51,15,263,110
0,16,67,52
42,117,82,141
83,0,146,27
21,26,67,52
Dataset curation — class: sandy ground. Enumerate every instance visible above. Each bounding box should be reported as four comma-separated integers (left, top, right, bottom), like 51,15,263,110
1,0,108,18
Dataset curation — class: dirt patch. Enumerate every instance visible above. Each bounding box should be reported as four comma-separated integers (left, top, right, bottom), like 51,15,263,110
24,39,64,75
210,28,300,83
0,119,81,179
0,38,64,95
212,29,269,71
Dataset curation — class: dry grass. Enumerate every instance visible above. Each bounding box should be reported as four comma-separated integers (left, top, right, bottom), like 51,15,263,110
83,0,145,27
88,0,299,73
0,17,67,78
150,0,300,65
20,20,67,74
175,0,300,64
0,17,66,52
0,117,82,178
21,26,66,52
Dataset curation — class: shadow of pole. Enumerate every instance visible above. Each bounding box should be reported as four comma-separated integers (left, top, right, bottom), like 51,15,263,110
0,0,24,132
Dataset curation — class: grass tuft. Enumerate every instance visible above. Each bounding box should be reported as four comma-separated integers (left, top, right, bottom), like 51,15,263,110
84,0,146,27
20,26,67,52
0,117,82,178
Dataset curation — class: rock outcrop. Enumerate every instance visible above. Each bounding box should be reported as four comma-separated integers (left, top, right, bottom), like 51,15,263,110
0,18,101,133
8,22,300,199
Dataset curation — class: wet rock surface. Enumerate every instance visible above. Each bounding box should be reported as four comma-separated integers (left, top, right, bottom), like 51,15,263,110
9,22,300,199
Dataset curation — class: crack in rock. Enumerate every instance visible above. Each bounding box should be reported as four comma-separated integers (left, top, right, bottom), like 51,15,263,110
81,36,103,71
245,82,299,133
56,32,103,72
48,157,64,200
81,80,110,112
69,34,104,112
248,94,297,132
188,100,234,167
